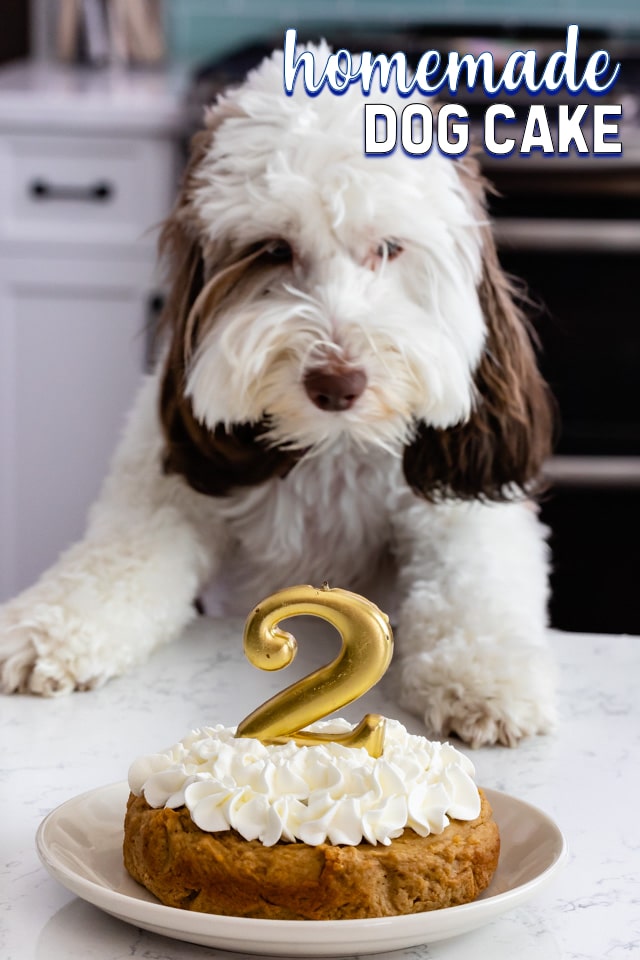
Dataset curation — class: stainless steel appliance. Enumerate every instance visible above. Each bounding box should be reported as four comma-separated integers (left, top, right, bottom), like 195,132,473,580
484,152,640,632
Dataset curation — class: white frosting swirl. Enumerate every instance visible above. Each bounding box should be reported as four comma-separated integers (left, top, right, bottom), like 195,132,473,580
128,719,480,847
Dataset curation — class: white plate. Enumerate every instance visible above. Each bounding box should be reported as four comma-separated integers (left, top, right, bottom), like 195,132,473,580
36,782,567,958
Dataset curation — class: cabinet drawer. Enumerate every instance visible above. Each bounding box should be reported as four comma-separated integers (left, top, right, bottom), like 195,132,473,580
0,132,176,248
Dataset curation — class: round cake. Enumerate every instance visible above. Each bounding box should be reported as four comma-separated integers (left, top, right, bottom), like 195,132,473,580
123,719,500,920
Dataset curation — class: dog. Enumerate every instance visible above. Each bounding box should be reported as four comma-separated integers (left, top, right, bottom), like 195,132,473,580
0,47,556,747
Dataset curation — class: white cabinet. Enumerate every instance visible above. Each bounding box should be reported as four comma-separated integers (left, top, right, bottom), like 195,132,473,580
0,62,188,600
0,256,151,595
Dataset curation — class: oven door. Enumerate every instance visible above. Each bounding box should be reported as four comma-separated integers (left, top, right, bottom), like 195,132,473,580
487,162,640,632
489,162,640,462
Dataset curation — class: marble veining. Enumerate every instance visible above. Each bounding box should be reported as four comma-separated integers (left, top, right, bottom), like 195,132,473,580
2,622,639,959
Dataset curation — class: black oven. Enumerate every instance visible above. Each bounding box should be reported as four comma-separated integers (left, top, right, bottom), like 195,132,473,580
485,156,640,634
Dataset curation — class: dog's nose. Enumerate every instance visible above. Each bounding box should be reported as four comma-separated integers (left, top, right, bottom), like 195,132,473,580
303,365,367,411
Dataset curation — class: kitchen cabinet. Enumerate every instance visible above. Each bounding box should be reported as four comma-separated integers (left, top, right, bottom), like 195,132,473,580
0,62,189,600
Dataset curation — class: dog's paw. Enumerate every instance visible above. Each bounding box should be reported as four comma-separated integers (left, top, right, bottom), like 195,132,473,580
425,691,553,749
398,641,557,748
0,601,101,696
0,605,38,693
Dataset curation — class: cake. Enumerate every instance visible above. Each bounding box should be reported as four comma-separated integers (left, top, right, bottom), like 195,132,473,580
123,718,500,919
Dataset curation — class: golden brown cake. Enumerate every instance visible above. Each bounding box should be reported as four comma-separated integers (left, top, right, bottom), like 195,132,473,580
124,788,499,920
123,719,499,920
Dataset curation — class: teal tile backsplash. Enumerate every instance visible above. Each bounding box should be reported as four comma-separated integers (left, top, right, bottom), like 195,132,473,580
164,0,640,67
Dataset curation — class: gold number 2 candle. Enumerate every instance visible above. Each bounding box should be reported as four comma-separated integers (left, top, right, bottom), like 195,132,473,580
235,583,394,758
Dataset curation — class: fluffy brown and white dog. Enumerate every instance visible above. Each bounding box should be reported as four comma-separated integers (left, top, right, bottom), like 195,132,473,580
0,48,556,746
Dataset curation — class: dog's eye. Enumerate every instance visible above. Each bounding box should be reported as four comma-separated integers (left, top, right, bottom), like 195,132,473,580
262,239,294,264
376,238,403,261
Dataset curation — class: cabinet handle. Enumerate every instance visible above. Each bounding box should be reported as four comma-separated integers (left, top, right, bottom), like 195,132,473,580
145,292,165,372
29,179,114,203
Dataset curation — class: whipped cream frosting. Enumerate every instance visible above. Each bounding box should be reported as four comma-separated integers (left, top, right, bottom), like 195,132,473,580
128,718,481,847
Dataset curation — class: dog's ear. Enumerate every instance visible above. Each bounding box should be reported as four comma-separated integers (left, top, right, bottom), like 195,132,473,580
157,118,301,496
403,164,554,502
160,362,300,495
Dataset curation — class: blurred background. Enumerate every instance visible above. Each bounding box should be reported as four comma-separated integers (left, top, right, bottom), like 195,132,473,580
0,1,638,634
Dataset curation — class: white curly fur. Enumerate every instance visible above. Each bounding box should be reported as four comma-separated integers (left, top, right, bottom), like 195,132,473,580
0,47,556,747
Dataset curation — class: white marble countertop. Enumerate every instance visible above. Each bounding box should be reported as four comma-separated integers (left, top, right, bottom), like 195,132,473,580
2,619,639,960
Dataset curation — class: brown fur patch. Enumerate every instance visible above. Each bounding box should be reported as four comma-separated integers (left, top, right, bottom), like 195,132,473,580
157,127,301,497
403,156,554,502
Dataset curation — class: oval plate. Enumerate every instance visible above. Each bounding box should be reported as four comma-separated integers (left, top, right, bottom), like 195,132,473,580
36,783,567,957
